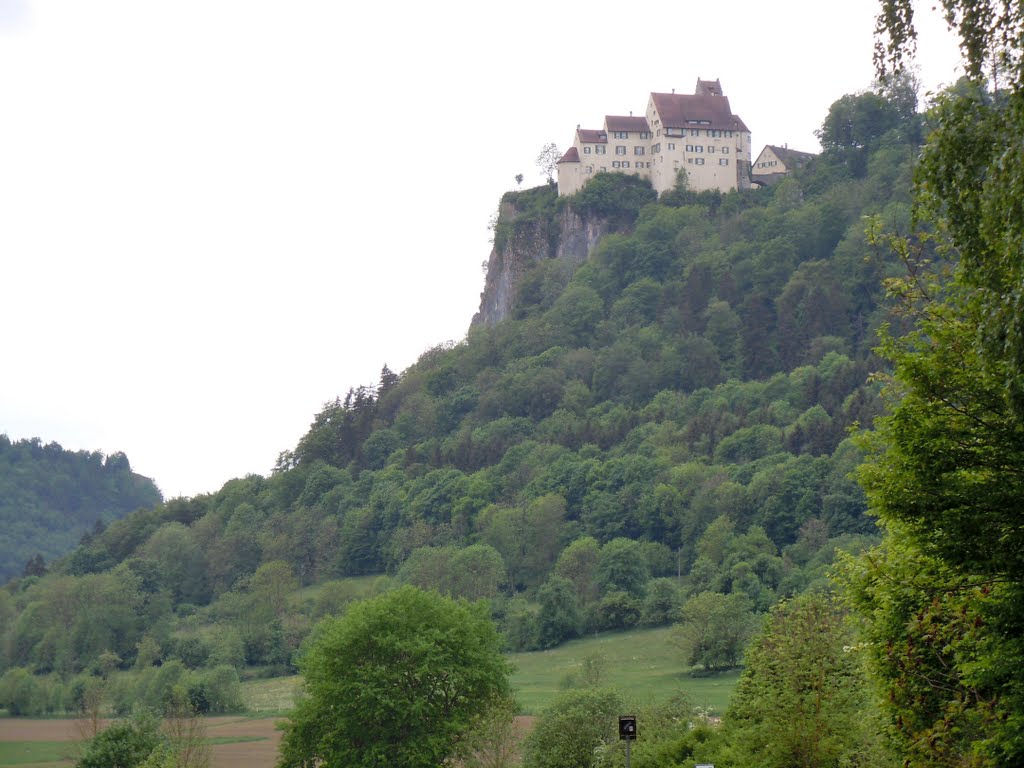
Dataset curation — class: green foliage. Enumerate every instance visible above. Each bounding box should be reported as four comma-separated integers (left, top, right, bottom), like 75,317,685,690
0,437,160,582
840,27,1024,759
673,591,757,671
521,687,622,768
77,712,165,768
278,586,511,768
572,173,657,229
537,576,581,648
817,90,906,176
722,592,892,768
493,184,561,255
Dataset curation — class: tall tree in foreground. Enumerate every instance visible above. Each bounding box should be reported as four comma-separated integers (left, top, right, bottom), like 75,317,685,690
722,592,892,768
841,3,1024,765
277,586,512,768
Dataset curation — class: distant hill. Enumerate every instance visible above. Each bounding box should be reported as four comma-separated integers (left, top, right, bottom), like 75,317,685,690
0,435,162,582
0,82,922,690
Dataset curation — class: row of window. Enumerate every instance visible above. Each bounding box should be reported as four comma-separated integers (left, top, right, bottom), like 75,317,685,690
756,159,780,168
611,131,653,139
589,141,741,156
662,128,735,138
584,162,654,174
685,158,731,166
586,145,648,156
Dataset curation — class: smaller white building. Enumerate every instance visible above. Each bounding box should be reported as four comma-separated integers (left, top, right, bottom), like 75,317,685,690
750,144,817,186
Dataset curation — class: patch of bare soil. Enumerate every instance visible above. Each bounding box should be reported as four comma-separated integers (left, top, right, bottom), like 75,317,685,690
0,717,283,768
0,715,527,768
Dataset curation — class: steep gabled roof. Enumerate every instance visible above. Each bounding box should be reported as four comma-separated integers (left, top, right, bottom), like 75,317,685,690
649,92,749,132
605,115,650,133
558,146,580,164
764,144,817,166
576,128,608,144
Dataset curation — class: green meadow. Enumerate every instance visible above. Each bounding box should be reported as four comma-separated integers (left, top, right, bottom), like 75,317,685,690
0,741,73,767
238,626,741,717
508,626,740,715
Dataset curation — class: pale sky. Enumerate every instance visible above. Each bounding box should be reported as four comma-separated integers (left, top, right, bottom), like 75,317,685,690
0,1,961,499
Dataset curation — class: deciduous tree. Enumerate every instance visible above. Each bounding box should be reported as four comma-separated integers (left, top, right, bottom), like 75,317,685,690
278,586,511,768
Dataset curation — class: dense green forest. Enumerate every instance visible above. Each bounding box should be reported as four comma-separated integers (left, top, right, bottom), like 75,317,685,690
0,436,161,583
2,76,916,721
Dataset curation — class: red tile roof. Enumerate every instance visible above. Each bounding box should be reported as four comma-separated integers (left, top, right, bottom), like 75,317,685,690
605,115,650,133
576,128,608,144
558,146,580,163
649,92,749,133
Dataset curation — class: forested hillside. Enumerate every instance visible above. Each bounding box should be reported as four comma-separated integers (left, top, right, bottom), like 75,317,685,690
0,79,922,714
0,436,161,582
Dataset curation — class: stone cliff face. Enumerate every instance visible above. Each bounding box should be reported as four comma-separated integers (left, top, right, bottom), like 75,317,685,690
471,200,610,328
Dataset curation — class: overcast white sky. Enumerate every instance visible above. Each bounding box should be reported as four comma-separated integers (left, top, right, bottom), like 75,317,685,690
0,1,961,499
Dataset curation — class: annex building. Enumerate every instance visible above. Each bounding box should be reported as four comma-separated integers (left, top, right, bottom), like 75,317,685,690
557,79,752,197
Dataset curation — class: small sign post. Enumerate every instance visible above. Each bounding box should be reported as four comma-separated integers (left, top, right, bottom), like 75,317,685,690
619,715,637,768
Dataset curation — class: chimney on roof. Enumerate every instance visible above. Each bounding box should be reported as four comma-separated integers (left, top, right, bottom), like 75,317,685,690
671,88,675,94
629,110,633,116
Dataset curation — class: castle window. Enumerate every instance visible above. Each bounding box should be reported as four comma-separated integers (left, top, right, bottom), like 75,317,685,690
709,146,716,153
652,143,661,153
634,146,645,155
695,145,703,153
722,146,729,154
613,131,629,139
612,161,621,168
622,161,630,168
685,144,693,152
639,131,652,139
586,166,593,174
690,129,701,136
584,146,592,154
595,145,606,154
668,143,675,150
695,157,705,165
615,146,626,155
719,158,729,165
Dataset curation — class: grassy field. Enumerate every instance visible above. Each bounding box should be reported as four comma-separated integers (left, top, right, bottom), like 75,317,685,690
509,626,740,714
0,740,74,767
241,676,302,714
237,625,741,717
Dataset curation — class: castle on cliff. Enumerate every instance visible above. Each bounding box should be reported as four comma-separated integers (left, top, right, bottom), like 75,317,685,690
556,78,752,197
